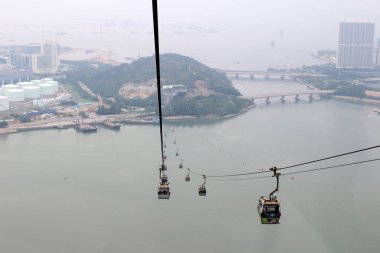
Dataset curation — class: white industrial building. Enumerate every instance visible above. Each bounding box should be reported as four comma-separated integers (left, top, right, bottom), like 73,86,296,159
2,84,19,91
24,86,42,98
0,96,9,111
30,80,42,86
0,78,60,111
39,83,58,96
17,81,33,88
4,89,25,102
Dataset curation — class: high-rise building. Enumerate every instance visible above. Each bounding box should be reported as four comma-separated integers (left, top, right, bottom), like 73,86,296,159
375,38,380,66
10,44,41,69
32,42,59,74
337,21,375,69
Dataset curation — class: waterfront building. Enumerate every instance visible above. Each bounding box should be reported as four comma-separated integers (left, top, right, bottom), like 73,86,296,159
32,42,59,74
337,21,375,69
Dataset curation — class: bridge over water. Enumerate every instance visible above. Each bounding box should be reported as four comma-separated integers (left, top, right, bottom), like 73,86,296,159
241,90,334,104
216,69,328,79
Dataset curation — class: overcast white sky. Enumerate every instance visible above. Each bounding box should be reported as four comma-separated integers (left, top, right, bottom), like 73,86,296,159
2,0,380,26
2,0,380,67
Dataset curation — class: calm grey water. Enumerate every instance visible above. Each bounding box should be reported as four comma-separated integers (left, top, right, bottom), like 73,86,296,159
0,80,379,253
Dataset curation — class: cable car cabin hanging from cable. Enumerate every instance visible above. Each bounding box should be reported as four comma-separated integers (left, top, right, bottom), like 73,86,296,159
185,168,190,181
158,166,170,199
198,175,207,196
258,167,281,224
179,159,183,169
158,182,170,199
258,196,281,224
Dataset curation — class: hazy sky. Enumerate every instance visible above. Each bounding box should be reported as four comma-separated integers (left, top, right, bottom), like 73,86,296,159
2,0,380,68
3,0,380,26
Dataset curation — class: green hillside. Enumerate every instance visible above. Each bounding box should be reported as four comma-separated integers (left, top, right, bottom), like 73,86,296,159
64,53,251,117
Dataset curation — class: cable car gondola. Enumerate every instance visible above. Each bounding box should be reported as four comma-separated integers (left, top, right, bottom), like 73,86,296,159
185,168,190,182
257,167,281,224
176,149,179,157
179,159,183,169
198,175,207,196
158,182,170,199
158,165,170,199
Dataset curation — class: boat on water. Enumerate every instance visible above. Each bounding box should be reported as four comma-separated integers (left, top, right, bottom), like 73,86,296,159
103,120,121,130
75,124,97,133
54,125,69,130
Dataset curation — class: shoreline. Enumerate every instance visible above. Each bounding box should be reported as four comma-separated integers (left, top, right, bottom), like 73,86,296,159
1,96,378,136
164,104,257,121
0,104,258,135
331,96,380,106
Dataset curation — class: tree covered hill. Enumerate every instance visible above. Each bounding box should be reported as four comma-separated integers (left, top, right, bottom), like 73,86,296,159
66,53,240,97
64,53,251,117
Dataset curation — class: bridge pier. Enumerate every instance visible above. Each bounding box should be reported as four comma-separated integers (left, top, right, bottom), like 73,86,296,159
309,94,314,102
265,97,271,105
281,75,284,80
280,96,286,103
235,73,239,79
265,75,269,80
294,95,300,103
250,75,254,80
